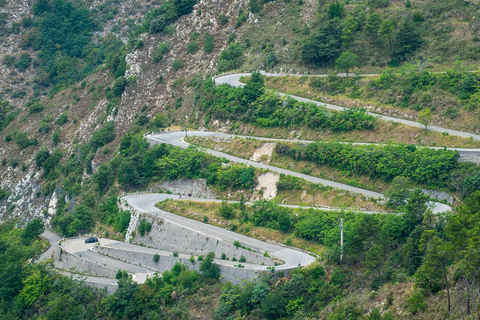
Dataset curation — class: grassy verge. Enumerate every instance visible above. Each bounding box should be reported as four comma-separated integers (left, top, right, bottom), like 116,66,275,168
156,199,324,256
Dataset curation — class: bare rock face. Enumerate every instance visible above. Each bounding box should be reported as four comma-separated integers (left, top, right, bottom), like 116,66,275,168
0,0,249,224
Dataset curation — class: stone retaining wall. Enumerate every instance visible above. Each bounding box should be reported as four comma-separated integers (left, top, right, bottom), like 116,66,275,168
55,248,117,279
95,245,267,284
133,213,273,266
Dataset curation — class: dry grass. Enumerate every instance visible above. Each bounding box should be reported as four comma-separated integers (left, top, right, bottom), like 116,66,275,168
157,200,324,255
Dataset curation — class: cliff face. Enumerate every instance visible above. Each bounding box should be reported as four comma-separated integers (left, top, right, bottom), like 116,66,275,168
0,0,248,222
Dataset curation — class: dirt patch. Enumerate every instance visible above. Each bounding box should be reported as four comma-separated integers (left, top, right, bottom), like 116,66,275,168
250,142,276,163
254,172,280,200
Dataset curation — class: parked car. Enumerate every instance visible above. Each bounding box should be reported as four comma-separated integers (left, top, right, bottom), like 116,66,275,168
85,237,98,244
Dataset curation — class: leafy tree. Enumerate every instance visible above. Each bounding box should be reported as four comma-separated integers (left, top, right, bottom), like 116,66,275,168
403,188,430,232
395,17,422,58
365,244,384,286
21,218,44,245
385,176,412,208
217,42,243,72
301,20,342,67
417,108,433,130
242,72,264,105
379,20,395,55
365,13,383,43
327,1,344,19
199,251,220,279
464,174,480,197
335,51,359,76
416,235,451,314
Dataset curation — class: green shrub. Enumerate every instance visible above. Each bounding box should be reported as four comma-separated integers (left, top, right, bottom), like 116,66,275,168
52,129,60,146
203,32,214,53
138,218,152,236
55,113,68,125
112,76,127,97
172,59,183,71
153,254,160,262
14,53,32,71
173,251,179,257
217,43,243,72
218,13,228,25
186,41,198,54
28,103,44,115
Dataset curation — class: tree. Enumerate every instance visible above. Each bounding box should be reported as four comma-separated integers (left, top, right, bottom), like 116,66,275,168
403,188,430,232
464,174,480,197
416,235,451,314
379,20,395,55
365,13,383,43
385,176,411,208
242,72,264,105
22,218,45,245
335,51,359,76
418,108,433,130
396,17,422,58
365,243,384,286
199,251,220,279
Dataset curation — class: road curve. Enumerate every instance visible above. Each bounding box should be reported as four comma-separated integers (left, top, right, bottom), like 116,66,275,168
214,73,480,141
145,131,452,213
123,193,317,271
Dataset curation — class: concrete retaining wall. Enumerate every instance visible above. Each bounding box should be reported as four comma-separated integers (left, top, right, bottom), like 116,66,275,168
55,249,117,278
95,245,267,284
458,151,480,164
133,214,273,266
152,178,217,199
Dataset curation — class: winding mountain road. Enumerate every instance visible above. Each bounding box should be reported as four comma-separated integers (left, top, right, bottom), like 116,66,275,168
145,131,452,213
215,73,480,141
41,72,480,288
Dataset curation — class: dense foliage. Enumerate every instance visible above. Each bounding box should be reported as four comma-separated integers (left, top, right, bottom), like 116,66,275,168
275,141,459,188
0,220,219,319
196,73,376,132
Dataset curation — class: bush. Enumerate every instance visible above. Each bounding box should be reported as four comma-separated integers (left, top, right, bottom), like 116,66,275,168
173,251,179,257
112,76,127,97
90,122,115,150
14,53,32,71
153,42,169,62
172,59,183,71
153,254,160,262
186,41,198,54
199,252,220,279
239,255,246,262
28,103,44,115
217,43,243,72
55,113,68,125
138,218,152,236
218,13,228,25
203,32,214,53
218,201,235,219
14,131,37,149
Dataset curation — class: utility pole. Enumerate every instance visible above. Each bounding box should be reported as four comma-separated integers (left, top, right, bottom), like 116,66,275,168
340,219,344,261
